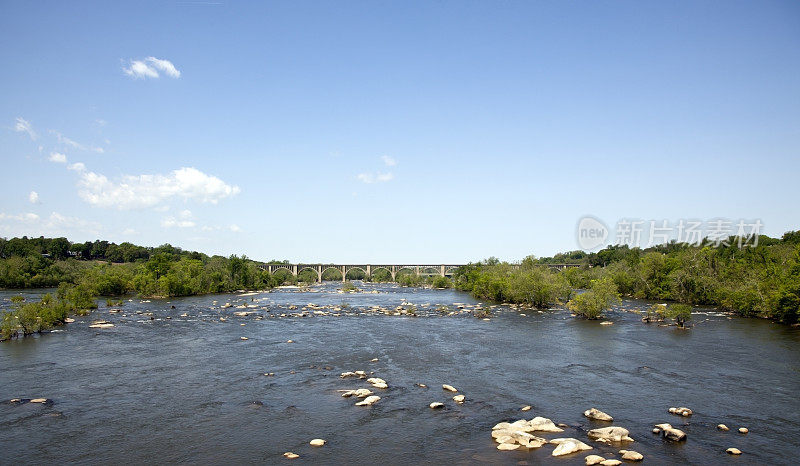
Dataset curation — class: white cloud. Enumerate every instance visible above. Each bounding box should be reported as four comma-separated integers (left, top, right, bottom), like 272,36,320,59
52,131,104,153
123,59,159,79
229,224,242,232
146,57,181,78
123,56,181,79
122,228,138,235
28,191,39,204
14,117,37,140
161,217,196,228
0,212,39,222
77,166,240,210
49,152,67,163
381,155,397,166
179,209,193,219
357,172,394,184
68,162,86,172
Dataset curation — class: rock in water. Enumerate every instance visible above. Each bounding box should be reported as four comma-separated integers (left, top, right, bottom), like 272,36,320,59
550,438,592,456
599,460,621,466
654,423,687,441
453,395,465,403
587,426,634,442
527,416,564,433
355,395,380,406
442,384,458,392
585,455,606,465
29,398,48,403
717,424,729,431
727,448,742,455
669,406,693,416
521,405,531,411
584,408,613,422
429,402,445,409
621,450,643,461
497,443,519,451
283,452,299,459
309,439,326,447
739,427,749,434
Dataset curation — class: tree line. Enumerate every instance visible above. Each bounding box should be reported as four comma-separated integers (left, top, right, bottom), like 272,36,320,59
454,231,800,324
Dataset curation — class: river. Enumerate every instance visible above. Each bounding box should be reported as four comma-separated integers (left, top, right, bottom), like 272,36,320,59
1,282,799,464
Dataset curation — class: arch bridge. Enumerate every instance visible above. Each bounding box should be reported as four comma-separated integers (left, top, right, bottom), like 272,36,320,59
255,263,580,282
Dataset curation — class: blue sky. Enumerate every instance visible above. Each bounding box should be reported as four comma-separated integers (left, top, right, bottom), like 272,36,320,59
1,1,799,263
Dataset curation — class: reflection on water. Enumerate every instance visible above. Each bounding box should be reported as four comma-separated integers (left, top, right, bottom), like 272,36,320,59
1,282,799,464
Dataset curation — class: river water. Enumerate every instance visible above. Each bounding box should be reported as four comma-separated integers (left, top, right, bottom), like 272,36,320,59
1,282,799,465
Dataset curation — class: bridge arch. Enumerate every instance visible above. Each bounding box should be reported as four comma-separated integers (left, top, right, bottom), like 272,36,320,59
320,266,344,281
344,266,368,281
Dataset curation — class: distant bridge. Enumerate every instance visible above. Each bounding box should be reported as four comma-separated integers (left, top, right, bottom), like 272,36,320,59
255,263,581,282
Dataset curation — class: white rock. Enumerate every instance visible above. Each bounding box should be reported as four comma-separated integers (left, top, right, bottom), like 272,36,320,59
600,460,621,466
497,443,519,451
621,450,643,461
584,407,613,422
521,405,531,411
429,402,445,409
355,395,380,406
739,427,749,434
551,438,592,456
654,423,686,441
283,452,299,459
309,439,326,447
29,398,48,403
585,455,606,465
587,426,633,442
442,384,458,392
453,395,465,403
528,416,564,432
727,447,742,455
717,424,729,431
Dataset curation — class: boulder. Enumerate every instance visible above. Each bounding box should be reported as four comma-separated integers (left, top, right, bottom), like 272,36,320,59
738,427,749,434
497,443,519,451
521,405,531,411
355,395,380,406
717,424,729,431
309,439,326,447
453,395,465,403
493,422,513,431
654,423,686,441
621,450,643,461
587,426,633,442
240,337,248,340
669,407,693,416
429,402,445,409
89,322,114,329
585,455,606,465
29,398,48,403
368,377,388,389
584,408,613,422
283,452,299,459
341,388,373,398
726,448,742,455
600,460,621,466
528,416,564,432
442,384,458,392
550,438,592,456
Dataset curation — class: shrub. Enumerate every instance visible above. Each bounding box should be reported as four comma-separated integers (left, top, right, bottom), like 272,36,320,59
666,303,692,327
566,277,621,319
